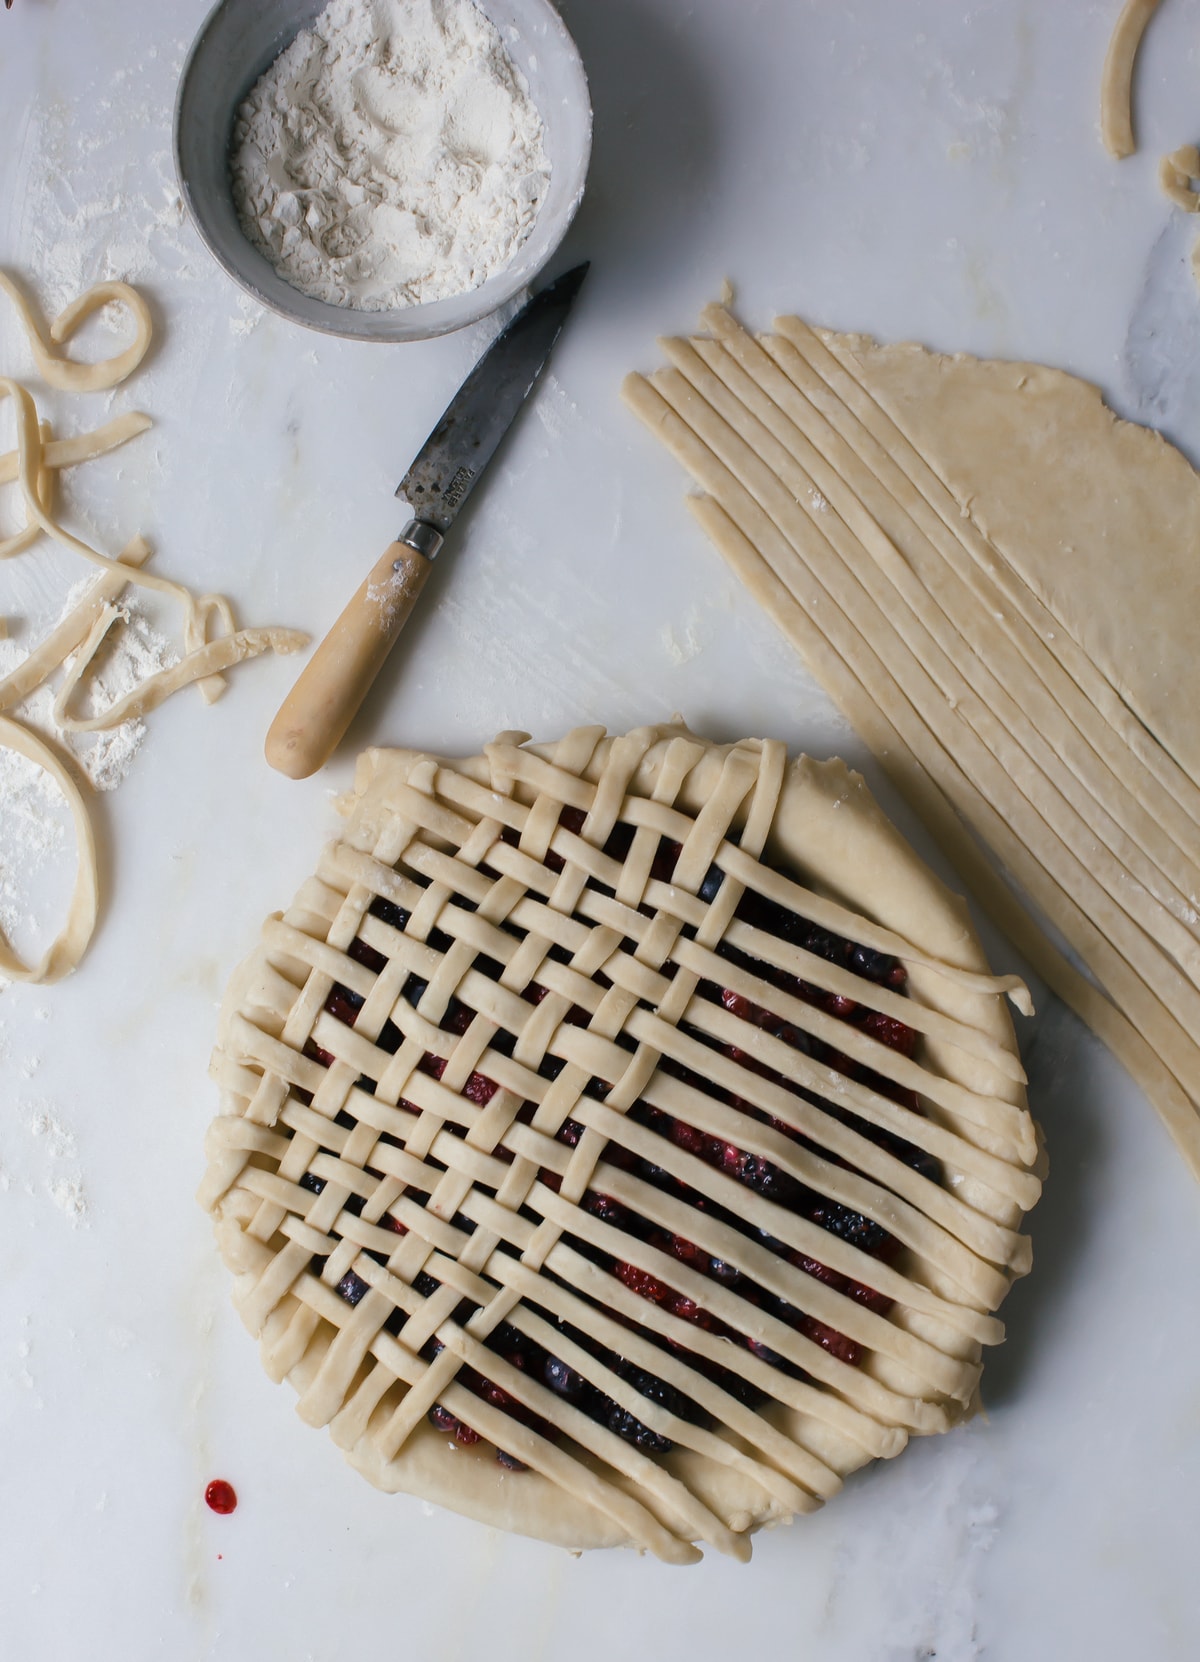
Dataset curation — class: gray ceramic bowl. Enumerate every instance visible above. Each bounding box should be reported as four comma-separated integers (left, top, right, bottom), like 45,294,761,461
174,0,592,341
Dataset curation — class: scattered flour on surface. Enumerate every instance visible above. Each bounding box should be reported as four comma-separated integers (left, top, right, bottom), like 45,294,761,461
48,1176,89,1228
0,1100,90,1230
0,733,68,958
661,603,713,668
230,0,550,311
26,1107,75,1159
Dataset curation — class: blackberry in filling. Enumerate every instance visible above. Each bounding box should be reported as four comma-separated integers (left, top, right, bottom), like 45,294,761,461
305,821,940,1471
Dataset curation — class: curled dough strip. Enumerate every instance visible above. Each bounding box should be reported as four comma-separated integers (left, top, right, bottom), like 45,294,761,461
1158,145,1200,211
1100,0,1161,159
54,611,308,732
0,409,152,488
0,272,153,391
0,715,98,984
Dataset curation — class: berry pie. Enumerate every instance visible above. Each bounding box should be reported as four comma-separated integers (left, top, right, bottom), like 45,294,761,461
201,723,1041,1563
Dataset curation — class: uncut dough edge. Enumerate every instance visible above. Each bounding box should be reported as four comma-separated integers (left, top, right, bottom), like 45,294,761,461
204,727,1032,1557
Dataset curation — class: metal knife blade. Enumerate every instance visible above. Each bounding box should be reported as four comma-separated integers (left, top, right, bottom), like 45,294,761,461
396,261,590,543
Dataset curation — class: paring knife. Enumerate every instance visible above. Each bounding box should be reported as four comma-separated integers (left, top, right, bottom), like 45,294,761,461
265,261,590,779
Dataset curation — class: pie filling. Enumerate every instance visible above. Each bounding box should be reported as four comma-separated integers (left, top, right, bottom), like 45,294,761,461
295,813,938,1474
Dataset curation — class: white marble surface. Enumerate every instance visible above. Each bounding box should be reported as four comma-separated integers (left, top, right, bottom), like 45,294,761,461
2,0,1200,1656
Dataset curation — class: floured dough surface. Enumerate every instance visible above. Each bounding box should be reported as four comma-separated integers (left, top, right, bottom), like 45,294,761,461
827,335,1200,785
202,722,1036,1563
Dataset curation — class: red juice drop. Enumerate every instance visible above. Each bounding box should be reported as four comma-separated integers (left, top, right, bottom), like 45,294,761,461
205,1479,237,1515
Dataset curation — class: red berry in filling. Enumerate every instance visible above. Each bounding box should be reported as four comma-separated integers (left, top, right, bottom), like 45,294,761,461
428,1405,480,1446
464,1071,497,1105
845,1279,892,1315
799,1316,861,1366
861,1010,917,1057
324,985,363,1026
348,937,388,974
614,1262,673,1304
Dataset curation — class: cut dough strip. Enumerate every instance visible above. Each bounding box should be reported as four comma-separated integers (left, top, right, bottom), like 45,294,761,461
686,495,1200,1182
0,375,305,698
1100,0,1162,159
54,611,307,731
698,305,1200,906
0,715,98,984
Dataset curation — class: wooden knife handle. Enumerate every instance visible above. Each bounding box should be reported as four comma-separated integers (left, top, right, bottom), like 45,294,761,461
265,539,432,779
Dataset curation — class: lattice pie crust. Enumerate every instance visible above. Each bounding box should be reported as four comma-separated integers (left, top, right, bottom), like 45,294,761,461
201,723,1041,1563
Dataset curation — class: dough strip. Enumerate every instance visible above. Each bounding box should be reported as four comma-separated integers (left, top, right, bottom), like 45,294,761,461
1100,0,1162,159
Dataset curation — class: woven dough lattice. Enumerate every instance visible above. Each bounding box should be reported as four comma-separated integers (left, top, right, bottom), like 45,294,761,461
202,723,1041,1564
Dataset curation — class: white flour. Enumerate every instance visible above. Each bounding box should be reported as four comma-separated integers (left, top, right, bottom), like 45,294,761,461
231,0,550,311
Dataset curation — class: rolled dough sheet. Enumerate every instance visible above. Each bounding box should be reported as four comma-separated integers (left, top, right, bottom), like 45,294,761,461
624,309,1200,1179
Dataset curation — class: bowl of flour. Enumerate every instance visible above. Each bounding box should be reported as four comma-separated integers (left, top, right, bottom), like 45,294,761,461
175,0,591,341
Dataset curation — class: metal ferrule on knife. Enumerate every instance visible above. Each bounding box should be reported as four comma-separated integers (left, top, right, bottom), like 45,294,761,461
396,519,444,562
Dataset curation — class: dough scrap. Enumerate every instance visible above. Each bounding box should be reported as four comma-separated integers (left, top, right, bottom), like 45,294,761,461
0,714,98,983
0,271,153,391
1158,144,1200,211
625,307,1200,1181
1100,0,1162,159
